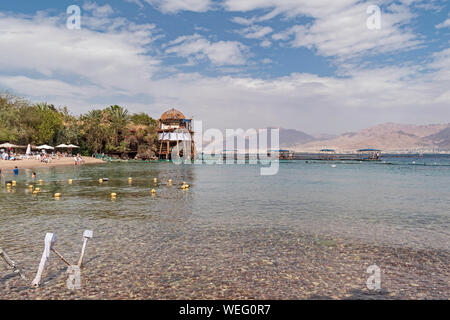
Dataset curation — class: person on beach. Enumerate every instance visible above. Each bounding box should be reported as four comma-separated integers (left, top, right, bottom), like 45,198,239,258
32,172,36,179
13,166,18,175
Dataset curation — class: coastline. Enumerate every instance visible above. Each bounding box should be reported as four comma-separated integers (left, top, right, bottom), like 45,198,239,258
0,157,105,171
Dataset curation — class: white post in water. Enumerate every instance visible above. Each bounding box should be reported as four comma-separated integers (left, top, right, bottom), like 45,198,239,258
0,248,27,281
77,230,93,268
31,233,55,287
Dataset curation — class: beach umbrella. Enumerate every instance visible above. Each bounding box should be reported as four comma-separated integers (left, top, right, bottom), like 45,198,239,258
0,143,18,148
55,144,69,148
26,144,31,155
36,144,55,150
67,144,79,148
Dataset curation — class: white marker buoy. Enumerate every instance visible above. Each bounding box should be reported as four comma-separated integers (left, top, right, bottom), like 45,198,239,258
78,230,93,268
31,233,55,287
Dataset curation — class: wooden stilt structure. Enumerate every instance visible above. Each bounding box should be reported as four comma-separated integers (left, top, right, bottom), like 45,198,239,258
157,108,195,160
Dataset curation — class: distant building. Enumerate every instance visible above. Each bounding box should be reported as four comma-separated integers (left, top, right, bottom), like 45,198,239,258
157,108,195,160
357,148,381,160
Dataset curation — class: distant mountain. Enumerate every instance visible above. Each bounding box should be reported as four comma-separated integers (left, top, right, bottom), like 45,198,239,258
205,127,316,151
313,133,339,141
278,128,316,147
204,123,450,152
293,123,450,152
421,127,450,149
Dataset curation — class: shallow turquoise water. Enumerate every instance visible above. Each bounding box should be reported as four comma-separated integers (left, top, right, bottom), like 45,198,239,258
0,157,449,251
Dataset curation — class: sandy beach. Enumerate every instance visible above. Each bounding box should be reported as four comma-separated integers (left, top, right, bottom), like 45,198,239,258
0,157,105,171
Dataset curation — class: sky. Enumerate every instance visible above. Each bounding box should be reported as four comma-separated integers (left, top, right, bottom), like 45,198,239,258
0,0,448,135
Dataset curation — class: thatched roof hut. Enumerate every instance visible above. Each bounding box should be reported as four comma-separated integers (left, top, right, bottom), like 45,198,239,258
160,108,186,123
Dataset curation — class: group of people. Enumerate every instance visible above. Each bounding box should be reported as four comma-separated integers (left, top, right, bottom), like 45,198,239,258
1,151,17,161
36,152,53,163
0,149,82,163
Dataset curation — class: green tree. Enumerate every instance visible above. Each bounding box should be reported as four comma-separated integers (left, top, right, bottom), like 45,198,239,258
33,103,64,145
131,113,157,127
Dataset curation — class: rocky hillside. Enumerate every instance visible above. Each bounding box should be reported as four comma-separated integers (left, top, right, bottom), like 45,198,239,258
291,123,450,152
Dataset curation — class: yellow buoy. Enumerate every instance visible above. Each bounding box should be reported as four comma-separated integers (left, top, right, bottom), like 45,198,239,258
110,192,117,198
151,189,156,194
34,187,40,192
153,178,157,182
99,178,103,183
38,180,43,185
33,190,39,195
12,181,16,186
54,193,61,198
6,183,11,187
68,179,73,184
28,184,33,189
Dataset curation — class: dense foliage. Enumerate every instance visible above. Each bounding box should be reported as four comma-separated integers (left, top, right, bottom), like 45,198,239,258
0,93,159,159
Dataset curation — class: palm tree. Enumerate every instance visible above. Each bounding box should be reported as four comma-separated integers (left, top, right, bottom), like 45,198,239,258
106,105,129,150
80,109,106,153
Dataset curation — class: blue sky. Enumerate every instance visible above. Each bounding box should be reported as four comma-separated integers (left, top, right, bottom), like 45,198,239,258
0,0,449,134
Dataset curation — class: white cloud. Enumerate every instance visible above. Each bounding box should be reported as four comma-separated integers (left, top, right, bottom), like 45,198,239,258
239,25,273,39
291,3,420,59
260,40,272,48
224,0,357,18
231,16,256,26
83,2,114,17
435,18,450,29
237,24,273,48
428,47,450,82
143,0,212,13
0,76,103,99
124,0,144,8
0,12,160,97
227,0,421,60
165,34,249,66
145,59,450,133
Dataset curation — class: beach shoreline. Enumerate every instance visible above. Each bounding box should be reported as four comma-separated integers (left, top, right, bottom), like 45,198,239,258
0,157,105,171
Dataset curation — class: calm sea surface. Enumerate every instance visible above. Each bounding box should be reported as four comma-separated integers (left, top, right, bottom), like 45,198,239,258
1,156,449,250
0,155,449,298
